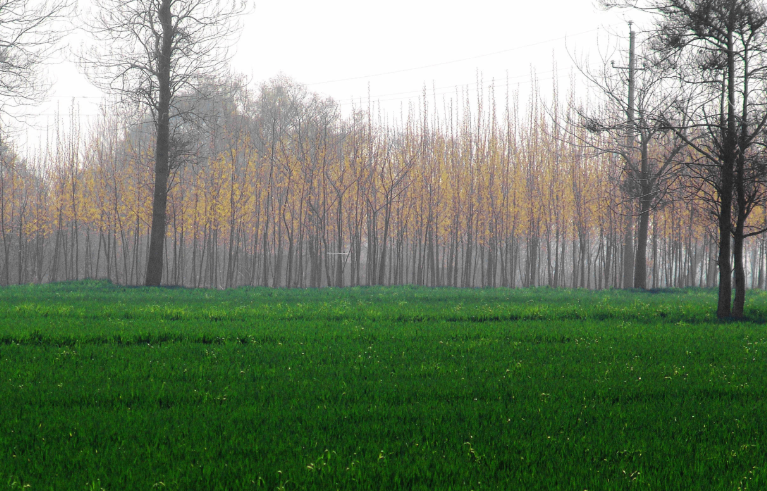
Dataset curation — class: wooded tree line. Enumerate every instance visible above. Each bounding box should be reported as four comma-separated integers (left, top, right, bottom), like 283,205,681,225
3,0,767,323
3,74,766,290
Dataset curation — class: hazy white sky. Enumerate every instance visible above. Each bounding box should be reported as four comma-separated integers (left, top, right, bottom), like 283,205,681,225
18,0,643,151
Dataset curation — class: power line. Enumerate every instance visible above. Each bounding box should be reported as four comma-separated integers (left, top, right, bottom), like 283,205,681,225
335,71,574,108
306,27,605,86
47,95,102,99
353,68,558,100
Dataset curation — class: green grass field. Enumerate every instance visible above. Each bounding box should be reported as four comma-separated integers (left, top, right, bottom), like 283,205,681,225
1,281,766,490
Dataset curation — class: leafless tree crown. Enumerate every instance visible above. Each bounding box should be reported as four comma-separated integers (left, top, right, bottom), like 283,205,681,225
0,0,72,120
80,0,249,117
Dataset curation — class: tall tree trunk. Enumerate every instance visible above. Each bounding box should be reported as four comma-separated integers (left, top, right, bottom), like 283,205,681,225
634,139,652,289
622,207,634,289
144,0,173,286
717,26,737,319
733,217,745,318
758,234,765,289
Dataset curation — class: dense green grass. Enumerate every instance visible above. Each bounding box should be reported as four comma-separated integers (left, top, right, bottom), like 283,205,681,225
1,281,766,489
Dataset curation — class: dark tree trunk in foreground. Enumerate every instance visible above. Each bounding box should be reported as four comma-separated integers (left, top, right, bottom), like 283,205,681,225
717,23,738,319
145,0,173,286
634,186,652,289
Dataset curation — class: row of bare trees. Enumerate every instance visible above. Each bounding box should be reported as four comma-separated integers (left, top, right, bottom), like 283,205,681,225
2,74,766,293
4,0,767,321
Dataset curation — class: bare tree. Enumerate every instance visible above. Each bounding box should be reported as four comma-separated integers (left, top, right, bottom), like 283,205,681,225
651,0,767,319
80,0,248,286
0,1,70,287
575,26,685,290
0,0,71,121
604,0,767,318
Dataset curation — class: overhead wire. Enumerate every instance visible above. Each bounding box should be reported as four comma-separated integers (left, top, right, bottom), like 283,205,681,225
334,68,565,108
36,24,617,115
306,26,605,87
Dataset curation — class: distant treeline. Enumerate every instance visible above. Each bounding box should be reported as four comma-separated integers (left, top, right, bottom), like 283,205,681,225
1,76,764,289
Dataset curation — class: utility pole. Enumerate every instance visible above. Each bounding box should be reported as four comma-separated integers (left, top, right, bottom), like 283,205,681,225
627,22,636,136
620,21,637,289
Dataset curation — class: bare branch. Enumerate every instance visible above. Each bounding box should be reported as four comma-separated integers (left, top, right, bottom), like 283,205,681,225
0,0,73,121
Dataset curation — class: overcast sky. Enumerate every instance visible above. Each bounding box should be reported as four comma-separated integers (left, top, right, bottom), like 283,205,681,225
17,0,643,152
